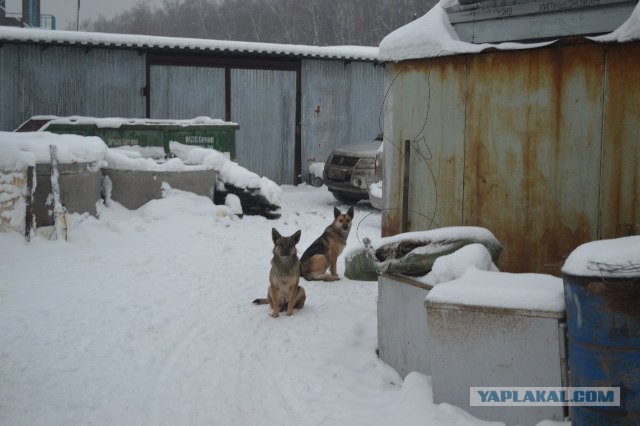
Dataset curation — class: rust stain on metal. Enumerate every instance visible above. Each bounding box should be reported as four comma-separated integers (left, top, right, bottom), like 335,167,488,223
600,43,640,240
463,44,604,273
587,279,640,320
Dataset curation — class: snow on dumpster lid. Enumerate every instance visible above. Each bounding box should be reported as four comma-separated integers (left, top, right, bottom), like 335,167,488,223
561,236,640,279
23,115,239,131
425,268,565,315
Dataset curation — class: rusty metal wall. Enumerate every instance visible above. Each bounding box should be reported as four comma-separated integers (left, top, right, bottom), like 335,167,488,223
464,45,605,274
0,44,145,131
301,59,384,180
382,57,466,236
600,42,640,239
150,65,225,120
231,68,297,185
383,40,640,274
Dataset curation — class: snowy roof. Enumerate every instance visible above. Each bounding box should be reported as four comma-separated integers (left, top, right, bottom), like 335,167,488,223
379,0,640,61
0,26,379,61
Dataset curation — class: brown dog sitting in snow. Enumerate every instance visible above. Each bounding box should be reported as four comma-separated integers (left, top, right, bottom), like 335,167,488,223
300,207,354,281
253,228,306,317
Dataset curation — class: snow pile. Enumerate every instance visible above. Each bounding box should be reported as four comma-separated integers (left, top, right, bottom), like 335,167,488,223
308,162,325,178
0,131,108,168
0,131,281,211
170,142,282,207
419,243,499,286
561,235,640,278
590,1,640,42
379,0,640,62
105,150,209,172
378,1,554,61
0,170,31,233
368,180,382,199
224,193,243,216
369,227,499,251
344,226,502,280
427,269,565,313
0,184,569,426
109,145,166,161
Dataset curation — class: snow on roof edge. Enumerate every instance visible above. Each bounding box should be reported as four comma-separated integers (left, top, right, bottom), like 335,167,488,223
379,0,640,62
0,26,380,62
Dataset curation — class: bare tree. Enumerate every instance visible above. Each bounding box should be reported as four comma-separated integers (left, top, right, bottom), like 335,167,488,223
86,0,438,46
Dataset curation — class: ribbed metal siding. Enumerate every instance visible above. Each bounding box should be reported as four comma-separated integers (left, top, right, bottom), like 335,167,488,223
301,60,350,175
0,44,145,131
348,61,385,143
301,59,384,180
149,65,225,120
383,41,640,274
231,68,296,184
382,58,467,235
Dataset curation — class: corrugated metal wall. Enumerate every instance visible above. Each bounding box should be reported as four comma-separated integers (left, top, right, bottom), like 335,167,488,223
0,42,384,186
231,68,297,185
383,41,640,274
301,59,384,180
150,65,225,120
0,44,145,131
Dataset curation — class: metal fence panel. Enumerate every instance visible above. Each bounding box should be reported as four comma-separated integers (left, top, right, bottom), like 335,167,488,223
301,59,384,181
231,68,297,184
0,44,145,131
150,65,225,120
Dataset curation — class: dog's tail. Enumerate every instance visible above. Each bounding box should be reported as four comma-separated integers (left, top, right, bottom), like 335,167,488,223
252,298,269,305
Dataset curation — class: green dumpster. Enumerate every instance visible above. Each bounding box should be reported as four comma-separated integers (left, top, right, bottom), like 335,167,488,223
18,116,239,160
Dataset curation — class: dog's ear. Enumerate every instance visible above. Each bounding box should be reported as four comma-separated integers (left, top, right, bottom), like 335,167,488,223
292,230,301,244
347,206,354,219
272,228,281,243
334,207,341,218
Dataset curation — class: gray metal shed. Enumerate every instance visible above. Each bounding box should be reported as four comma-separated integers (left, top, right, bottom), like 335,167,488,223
0,27,385,185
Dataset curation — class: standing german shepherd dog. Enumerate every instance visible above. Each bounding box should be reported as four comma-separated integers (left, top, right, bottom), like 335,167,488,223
253,228,306,318
300,207,354,281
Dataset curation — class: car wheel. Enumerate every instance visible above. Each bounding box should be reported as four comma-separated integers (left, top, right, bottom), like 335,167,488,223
332,191,364,203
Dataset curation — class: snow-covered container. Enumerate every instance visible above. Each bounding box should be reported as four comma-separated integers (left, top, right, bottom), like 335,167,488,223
18,115,239,160
0,131,107,231
103,168,216,210
377,241,501,379
102,147,216,210
562,236,640,425
425,269,567,426
34,162,102,226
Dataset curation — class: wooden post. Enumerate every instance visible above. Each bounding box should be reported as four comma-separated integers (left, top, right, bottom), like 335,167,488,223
24,166,34,241
402,139,411,233
49,145,68,241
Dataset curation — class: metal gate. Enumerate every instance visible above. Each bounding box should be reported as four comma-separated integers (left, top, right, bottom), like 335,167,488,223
231,68,297,185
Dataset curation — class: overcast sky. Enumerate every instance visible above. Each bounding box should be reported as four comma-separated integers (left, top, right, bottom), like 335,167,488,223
5,0,165,30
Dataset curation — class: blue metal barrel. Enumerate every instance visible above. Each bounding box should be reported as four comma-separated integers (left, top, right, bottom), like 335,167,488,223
563,273,640,425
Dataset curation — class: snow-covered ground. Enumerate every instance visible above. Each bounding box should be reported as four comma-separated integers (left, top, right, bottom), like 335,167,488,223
0,184,567,426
